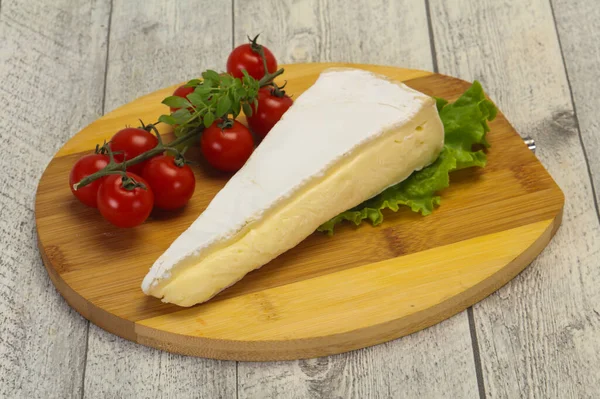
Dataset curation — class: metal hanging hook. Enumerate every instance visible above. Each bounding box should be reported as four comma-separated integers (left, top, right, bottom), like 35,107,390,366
523,136,536,153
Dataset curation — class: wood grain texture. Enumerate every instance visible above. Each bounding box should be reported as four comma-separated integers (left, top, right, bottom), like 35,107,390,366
233,1,475,397
81,1,236,398
102,0,234,115
234,0,433,70
430,0,600,397
0,0,110,398
36,65,564,363
237,319,476,399
3,1,594,397
552,0,600,215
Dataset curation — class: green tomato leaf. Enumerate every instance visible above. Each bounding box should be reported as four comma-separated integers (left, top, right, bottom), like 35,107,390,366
220,73,234,86
172,108,192,125
202,79,214,89
158,114,177,125
216,96,232,117
242,102,253,117
229,89,239,105
185,79,202,88
231,99,241,117
162,96,192,109
195,85,213,97
186,92,205,107
241,69,258,89
202,70,221,84
236,87,247,99
203,111,215,127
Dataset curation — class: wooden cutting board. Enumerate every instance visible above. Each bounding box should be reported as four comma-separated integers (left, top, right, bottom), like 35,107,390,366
35,63,564,361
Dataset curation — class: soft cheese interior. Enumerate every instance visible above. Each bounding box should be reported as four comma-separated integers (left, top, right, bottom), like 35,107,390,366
142,68,444,307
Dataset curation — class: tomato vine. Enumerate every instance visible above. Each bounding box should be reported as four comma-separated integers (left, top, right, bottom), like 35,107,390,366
73,36,283,191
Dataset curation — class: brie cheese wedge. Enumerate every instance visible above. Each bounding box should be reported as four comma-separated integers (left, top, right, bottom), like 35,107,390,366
142,68,444,307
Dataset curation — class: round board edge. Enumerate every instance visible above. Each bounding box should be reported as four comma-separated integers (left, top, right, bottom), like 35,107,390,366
35,63,565,361
38,216,561,361
135,217,562,361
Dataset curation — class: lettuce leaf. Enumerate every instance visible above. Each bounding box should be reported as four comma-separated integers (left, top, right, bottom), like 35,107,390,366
317,81,497,235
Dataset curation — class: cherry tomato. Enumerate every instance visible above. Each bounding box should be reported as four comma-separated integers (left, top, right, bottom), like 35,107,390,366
142,155,196,210
170,85,195,113
69,154,110,207
201,120,254,172
226,39,277,80
109,127,158,175
97,173,154,228
247,88,293,138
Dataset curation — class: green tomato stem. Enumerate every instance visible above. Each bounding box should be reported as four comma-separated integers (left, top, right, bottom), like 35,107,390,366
259,67,284,87
73,127,202,191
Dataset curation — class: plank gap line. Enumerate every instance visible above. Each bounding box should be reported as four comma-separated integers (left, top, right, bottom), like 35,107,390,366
427,1,483,395
424,0,439,73
231,0,235,51
82,0,114,397
101,0,114,115
468,307,487,399
548,0,600,225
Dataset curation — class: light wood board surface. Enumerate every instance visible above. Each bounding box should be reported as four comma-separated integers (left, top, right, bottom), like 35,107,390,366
36,63,564,362
3,0,600,397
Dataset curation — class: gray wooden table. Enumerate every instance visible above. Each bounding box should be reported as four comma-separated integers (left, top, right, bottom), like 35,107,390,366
1,0,599,398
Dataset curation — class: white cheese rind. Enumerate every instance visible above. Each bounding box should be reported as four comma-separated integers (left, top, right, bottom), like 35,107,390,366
142,68,444,306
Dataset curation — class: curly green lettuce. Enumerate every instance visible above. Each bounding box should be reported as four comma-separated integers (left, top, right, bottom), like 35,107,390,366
317,81,497,235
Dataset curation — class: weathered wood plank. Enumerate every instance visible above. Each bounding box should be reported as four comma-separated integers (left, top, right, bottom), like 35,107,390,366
84,332,236,399
0,0,110,398
430,0,600,397
234,0,433,70
238,319,478,399
102,0,235,113
82,1,237,398
552,0,600,213
234,1,478,397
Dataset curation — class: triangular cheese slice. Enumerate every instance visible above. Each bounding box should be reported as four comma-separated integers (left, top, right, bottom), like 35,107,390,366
142,68,444,306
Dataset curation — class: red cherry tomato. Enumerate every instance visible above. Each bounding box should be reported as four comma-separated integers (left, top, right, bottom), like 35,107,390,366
247,88,293,138
226,39,277,80
97,173,154,228
69,154,110,207
170,85,195,113
109,127,158,175
201,120,254,172
142,155,196,210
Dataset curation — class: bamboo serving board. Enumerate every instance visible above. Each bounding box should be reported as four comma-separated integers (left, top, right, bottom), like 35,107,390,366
35,63,564,361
